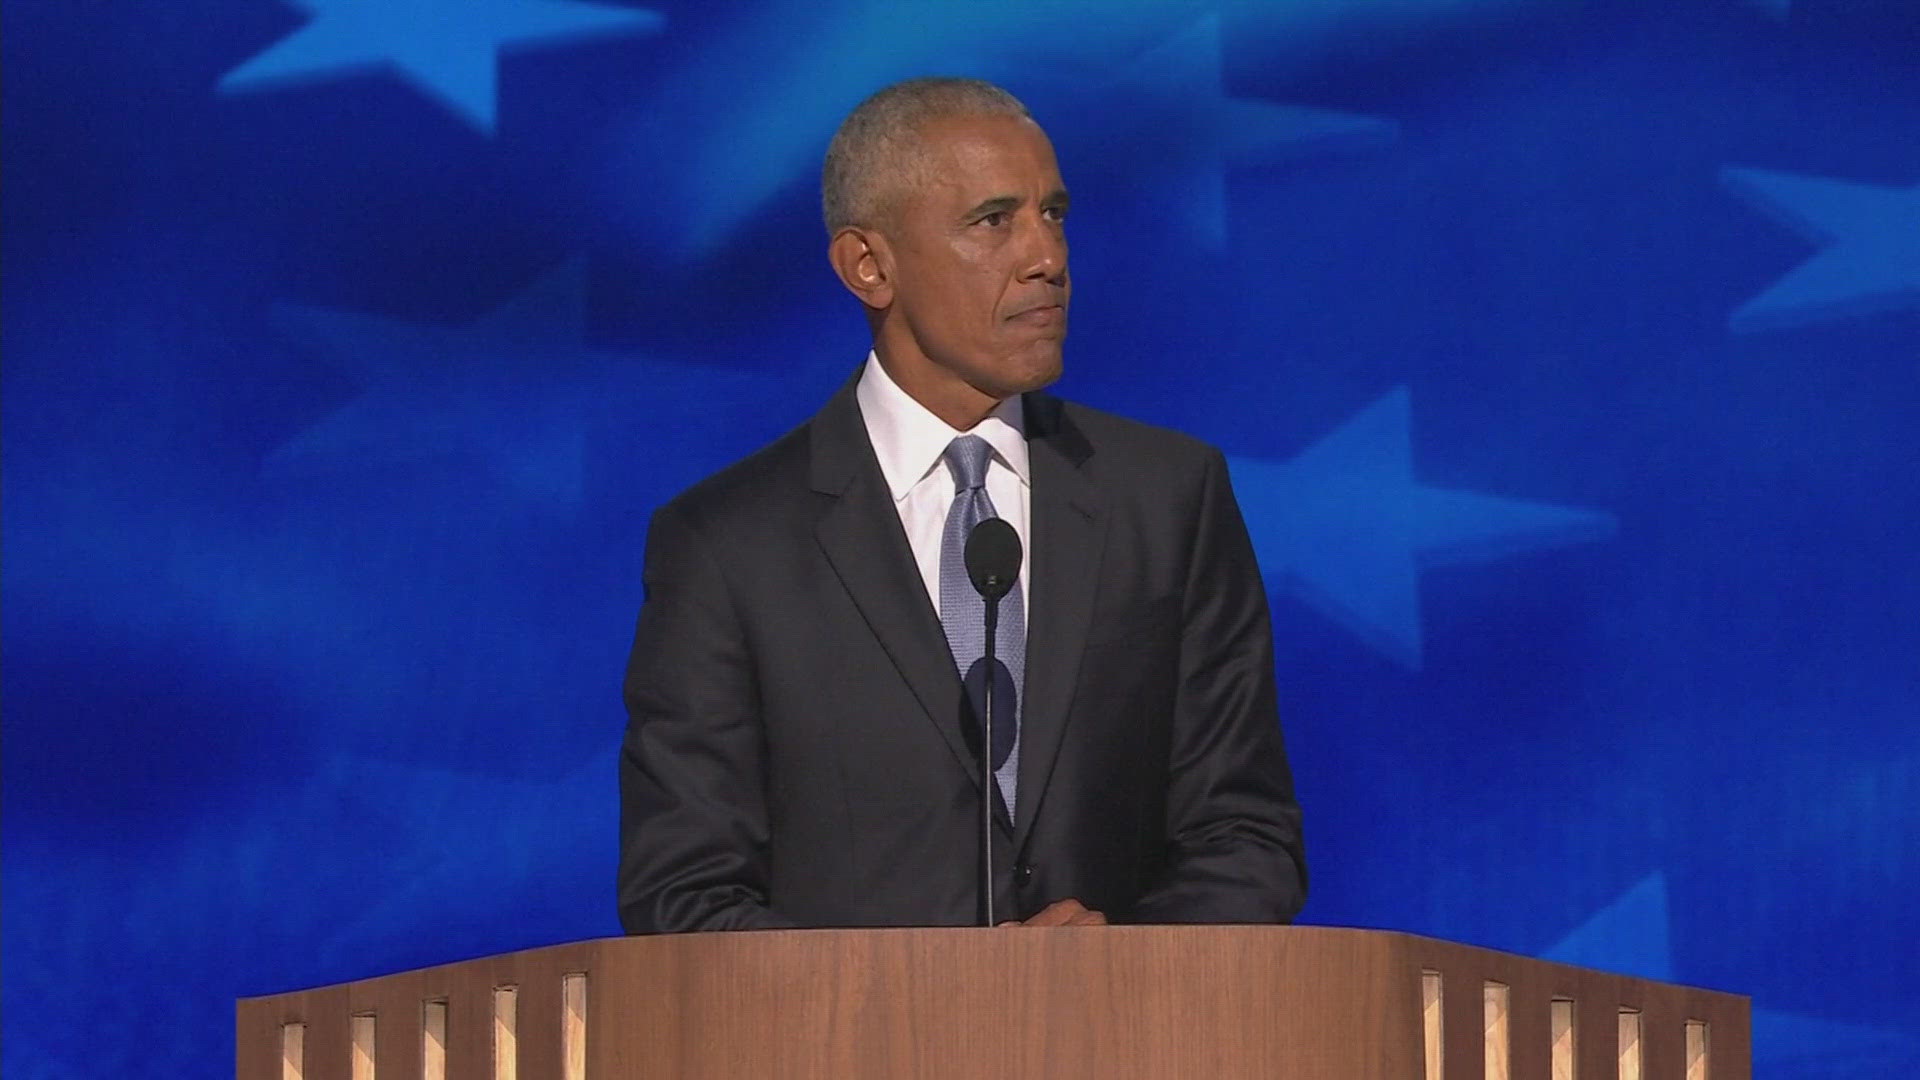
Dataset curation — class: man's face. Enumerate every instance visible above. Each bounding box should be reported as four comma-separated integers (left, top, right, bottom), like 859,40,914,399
879,113,1070,403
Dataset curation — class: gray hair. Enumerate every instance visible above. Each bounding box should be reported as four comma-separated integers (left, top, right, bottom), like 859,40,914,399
822,77,1032,234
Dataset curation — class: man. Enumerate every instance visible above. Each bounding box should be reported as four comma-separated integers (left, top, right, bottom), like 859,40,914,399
619,77,1305,932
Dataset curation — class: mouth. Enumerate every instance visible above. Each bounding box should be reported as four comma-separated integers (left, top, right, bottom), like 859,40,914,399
1007,304,1065,326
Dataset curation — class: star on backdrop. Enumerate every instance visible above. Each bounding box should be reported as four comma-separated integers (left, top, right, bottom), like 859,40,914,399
266,263,599,501
1228,387,1616,670
1544,873,1919,1077
1722,167,1920,332
1544,872,1675,981
219,0,664,132
626,0,1429,256
263,263,812,507
1060,14,1397,249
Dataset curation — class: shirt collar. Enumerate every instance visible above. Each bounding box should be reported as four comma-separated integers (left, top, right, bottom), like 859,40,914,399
855,351,1030,503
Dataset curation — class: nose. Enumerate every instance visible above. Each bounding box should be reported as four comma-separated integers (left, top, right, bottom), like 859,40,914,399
1018,213,1067,286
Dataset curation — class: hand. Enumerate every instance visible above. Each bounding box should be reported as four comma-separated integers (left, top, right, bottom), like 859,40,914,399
1000,897,1107,927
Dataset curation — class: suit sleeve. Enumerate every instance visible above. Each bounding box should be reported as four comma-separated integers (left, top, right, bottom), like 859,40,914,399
1129,447,1308,924
618,501,796,933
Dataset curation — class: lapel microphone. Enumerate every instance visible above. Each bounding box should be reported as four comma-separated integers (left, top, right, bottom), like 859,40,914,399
963,517,1022,926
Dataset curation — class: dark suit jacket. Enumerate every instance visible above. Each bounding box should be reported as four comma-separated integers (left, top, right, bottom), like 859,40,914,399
618,370,1306,931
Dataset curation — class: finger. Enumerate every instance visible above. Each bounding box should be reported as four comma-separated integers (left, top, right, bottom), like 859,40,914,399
1027,898,1094,926
1023,899,1081,926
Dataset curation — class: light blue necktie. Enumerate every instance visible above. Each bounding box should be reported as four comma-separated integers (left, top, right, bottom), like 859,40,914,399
939,434,1024,821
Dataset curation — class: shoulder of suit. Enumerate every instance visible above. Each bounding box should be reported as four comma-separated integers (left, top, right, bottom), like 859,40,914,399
1042,393,1222,478
1050,396,1210,451
657,416,813,530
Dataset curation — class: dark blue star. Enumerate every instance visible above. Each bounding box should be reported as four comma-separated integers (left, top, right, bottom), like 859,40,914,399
1229,387,1616,670
621,3,1400,256
220,0,664,133
1069,14,1398,249
1723,167,1920,332
263,263,824,507
1544,872,1918,1074
266,262,608,504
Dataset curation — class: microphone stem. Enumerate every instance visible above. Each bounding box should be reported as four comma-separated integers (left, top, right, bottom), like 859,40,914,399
981,593,998,927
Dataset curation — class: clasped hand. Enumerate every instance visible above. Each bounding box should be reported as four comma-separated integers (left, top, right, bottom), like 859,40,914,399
998,897,1107,927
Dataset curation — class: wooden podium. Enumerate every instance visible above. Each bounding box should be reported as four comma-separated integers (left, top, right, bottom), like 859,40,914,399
237,926,1748,1079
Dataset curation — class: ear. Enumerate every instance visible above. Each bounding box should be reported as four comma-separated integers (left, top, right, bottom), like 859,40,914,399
828,226,894,311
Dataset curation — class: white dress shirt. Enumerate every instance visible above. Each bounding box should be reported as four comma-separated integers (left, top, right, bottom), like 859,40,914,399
854,352,1031,619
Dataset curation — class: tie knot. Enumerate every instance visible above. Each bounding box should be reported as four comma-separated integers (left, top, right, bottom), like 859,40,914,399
943,435,994,492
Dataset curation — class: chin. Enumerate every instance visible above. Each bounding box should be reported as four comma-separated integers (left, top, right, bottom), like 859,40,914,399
949,341,1064,402
1023,357,1064,394
1002,342,1064,395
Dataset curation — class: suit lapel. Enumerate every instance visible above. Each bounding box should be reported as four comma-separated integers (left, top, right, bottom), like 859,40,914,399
1014,394,1105,854
810,373,981,784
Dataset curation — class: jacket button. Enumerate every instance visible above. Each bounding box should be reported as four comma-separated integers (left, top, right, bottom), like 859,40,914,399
1016,863,1035,883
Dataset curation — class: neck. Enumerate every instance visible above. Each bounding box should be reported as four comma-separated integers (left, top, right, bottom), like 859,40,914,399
873,342,1004,431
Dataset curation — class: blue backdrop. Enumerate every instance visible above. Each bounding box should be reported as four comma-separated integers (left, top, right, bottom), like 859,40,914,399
4,1,1916,1075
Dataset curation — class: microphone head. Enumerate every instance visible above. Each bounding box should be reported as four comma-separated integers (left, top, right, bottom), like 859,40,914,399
964,517,1023,601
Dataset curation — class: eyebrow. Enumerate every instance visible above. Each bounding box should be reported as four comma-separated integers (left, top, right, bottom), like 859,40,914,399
963,195,1021,220
962,189,1071,220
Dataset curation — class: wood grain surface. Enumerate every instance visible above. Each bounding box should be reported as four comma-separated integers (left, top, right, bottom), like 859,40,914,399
237,926,1749,1080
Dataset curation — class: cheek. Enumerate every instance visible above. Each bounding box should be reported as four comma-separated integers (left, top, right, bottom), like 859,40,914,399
940,246,1002,318
978,272,1016,325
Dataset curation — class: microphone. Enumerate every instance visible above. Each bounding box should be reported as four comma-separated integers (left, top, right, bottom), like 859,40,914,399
965,517,1022,602
963,517,1022,926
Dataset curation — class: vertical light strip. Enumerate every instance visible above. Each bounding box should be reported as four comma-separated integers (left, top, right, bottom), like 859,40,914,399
1421,971,1443,1080
281,1022,306,1080
1616,1009,1642,1080
1685,1020,1710,1080
1550,998,1576,1080
1483,981,1510,1080
421,1000,448,1080
351,1013,376,1080
494,986,519,1080
562,973,588,1080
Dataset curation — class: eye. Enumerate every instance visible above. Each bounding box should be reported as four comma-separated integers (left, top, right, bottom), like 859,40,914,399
978,210,1010,227
1043,204,1068,223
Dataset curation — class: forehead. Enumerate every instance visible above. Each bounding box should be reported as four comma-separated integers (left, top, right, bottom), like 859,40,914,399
907,114,1063,205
